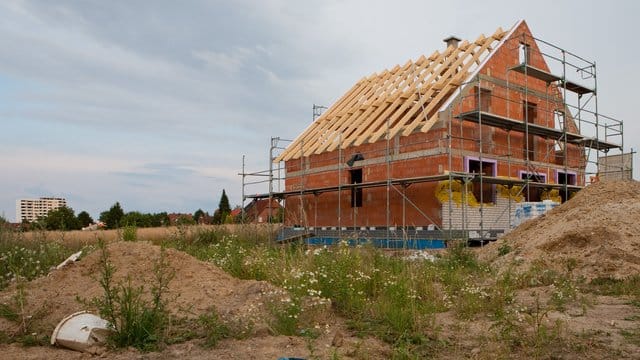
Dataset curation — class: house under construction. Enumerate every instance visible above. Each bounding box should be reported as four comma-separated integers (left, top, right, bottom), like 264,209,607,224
244,20,630,248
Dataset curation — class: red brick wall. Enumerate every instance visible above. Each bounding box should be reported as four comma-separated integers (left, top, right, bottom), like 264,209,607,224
283,22,586,227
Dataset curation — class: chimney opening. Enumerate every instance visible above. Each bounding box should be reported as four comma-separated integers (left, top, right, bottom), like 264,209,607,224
443,35,461,49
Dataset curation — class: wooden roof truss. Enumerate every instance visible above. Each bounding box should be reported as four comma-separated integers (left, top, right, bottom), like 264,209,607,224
277,27,508,162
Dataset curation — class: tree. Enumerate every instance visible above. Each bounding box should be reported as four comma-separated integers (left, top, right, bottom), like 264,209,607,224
193,209,205,224
99,202,125,229
152,212,170,227
175,214,195,226
270,207,284,224
213,190,231,224
77,211,94,228
43,206,81,230
121,211,141,227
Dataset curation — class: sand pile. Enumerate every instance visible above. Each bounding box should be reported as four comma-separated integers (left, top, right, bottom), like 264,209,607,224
0,241,391,359
0,241,280,336
481,180,640,280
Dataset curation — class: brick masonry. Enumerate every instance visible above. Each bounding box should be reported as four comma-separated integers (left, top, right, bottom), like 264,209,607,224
283,21,584,230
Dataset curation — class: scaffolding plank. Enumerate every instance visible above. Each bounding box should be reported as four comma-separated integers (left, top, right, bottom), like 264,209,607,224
510,63,562,83
247,174,453,199
457,110,583,142
247,172,584,201
472,175,582,191
575,137,621,151
561,80,595,95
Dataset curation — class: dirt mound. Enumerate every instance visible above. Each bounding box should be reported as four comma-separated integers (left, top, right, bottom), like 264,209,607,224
0,241,391,358
481,180,640,280
0,241,279,336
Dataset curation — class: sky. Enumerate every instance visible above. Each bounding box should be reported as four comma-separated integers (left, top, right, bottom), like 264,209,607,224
1,0,638,222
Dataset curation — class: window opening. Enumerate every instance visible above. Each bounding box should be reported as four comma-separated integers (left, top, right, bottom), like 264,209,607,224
468,159,496,204
520,171,546,201
557,171,577,202
475,87,492,112
350,168,363,207
519,43,531,64
523,101,537,161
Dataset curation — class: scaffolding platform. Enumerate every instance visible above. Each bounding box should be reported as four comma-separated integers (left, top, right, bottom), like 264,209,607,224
509,63,562,83
457,110,620,151
277,231,315,244
560,80,595,95
241,26,626,244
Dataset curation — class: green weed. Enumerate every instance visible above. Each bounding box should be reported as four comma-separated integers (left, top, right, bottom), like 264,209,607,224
121,224,137,242
198,308,231,348
267,290,301,336
498,243,512,256
587,276,640,297
0,234,76,290
81,240,174,351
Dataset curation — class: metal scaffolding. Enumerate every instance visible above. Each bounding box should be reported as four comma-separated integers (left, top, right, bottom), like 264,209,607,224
243,32,628,248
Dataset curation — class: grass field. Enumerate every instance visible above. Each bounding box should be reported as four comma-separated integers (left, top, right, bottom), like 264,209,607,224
1,224,639,359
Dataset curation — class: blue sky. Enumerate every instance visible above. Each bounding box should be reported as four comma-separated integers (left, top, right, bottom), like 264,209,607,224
1,0,638,221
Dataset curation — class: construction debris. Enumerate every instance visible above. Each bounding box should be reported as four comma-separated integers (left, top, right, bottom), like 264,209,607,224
55,250,82,270
50,311,112,354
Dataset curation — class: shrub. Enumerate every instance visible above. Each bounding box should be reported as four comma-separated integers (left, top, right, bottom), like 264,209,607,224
498,242,512,256
82,240,174,351
121,224,137,242
198,308,231,348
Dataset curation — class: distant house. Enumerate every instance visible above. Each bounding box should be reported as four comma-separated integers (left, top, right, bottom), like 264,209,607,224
167,213,194,225
230,208,242,221
197,214,213,225
244,199,282,223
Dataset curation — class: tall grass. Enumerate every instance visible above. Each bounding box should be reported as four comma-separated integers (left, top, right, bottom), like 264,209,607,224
79,240,174,351
158,229,591,357
0,224,612,357
157,232,506,355
0,226,83,291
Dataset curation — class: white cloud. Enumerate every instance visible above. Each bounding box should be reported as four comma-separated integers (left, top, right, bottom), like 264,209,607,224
193,46,257,73
0,0,637,220
0,147,138,173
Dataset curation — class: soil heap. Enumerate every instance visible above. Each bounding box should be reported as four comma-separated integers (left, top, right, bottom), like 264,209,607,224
0,241,390,359
0,241,281,336
481,180,640,280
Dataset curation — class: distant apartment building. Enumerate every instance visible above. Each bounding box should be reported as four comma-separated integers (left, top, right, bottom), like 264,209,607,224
16,197,67,222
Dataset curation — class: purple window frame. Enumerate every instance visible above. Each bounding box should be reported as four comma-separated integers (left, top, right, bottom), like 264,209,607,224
555,169,577,185
518,170,547,183
464,156,497,176
464,156,497,203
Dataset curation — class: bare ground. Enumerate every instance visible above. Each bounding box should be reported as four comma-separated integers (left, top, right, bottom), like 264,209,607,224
0,241,390,359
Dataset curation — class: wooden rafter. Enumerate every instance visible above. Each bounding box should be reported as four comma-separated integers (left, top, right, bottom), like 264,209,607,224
276,26,508,162
303,63,410,157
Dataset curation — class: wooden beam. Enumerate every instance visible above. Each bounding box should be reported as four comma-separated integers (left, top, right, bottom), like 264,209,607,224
308,69,396,155
370,38,482,142
416,35,498,135
351,47,454,147
338,60,420,149
277,77,369,161
276,26,509,162
396,33,498,138
300,62,411,157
